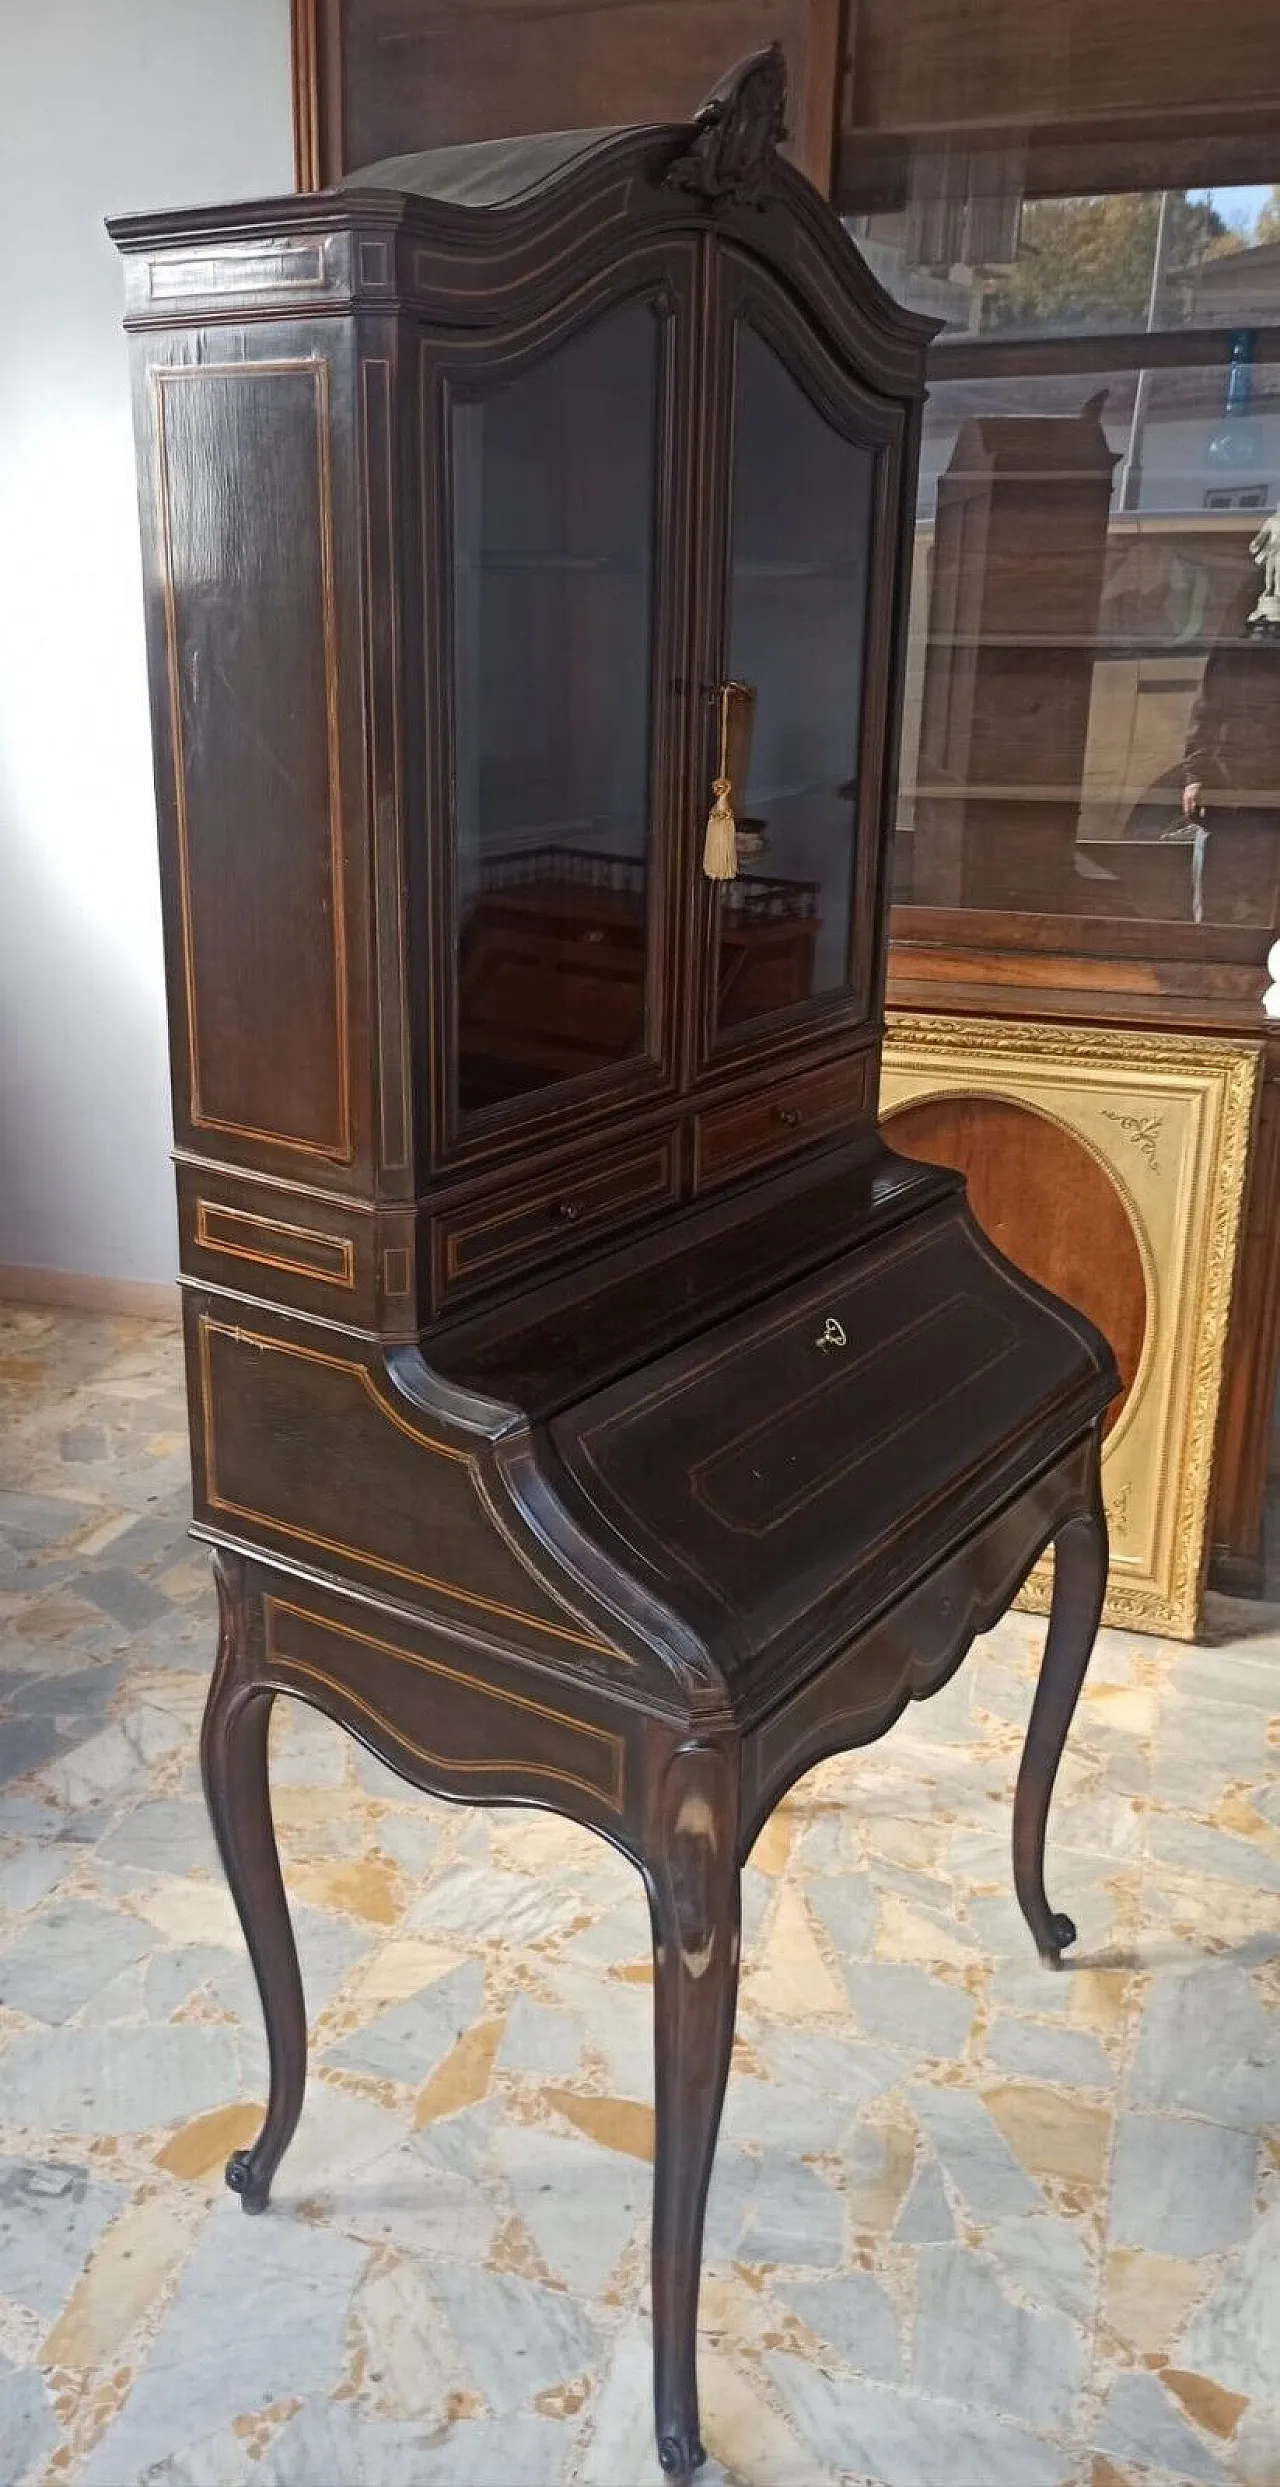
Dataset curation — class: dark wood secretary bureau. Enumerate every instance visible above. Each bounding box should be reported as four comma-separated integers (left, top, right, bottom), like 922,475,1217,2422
111,49,1118,2483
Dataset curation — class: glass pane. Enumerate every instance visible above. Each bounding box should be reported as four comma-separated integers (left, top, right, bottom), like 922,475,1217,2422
850,181,1280,341
452,301,658,1113
891,360,1280,928
714,326,875,1037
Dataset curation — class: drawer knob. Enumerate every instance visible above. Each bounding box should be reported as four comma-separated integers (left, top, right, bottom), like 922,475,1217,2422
776,1105,801,1128
554,1198,584,1224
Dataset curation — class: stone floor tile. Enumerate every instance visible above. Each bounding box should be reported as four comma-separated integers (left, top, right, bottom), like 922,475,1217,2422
913,2242,1086,2429
577,2322,666,2487
0,1897,152,2022
765,2354,1076,2486
1,2022,242,2133
75,1566,175,1630
892,2154,954,2243
1147,1810,1280,1893
494,2122,649,2294
696,2343,820,2487
745,2020,906,2112
264,2082,411,2208
0,1490,98,1553
424,2262,600,2417
1130,1965,1280,2129
844,1960,976,2059
95,1795,220,1876
1093,2368,1226,2482
1177,2199,1280,2402
323,1960,485,2086
0,1842,67,1914
406,1863,585,1947
908,2084,1044,2218
0,1713,71,1785
804,1870,878,1962
1102,2247,1211,2359
984,2214,1097,2327
79,2206,369,2486
318,2116,501,2265
778,2268,904,2382
719,2070,850,2156
0,2360,59,2487
367,1805,442,1878
1231,2403,1280,2487
3,1657,124,1727
133,2424,254,2485
264,2404,571,2486
495,1991,583,2080
538,1962,653,2096
705,2144,845,2268
982,2015,1114,2089
1167,1645,1280,1709
0,2157,126,2319
1109,2113,1259,2258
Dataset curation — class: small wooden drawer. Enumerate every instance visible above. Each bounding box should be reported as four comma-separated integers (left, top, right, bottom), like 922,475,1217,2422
177,1167,375,1323
694,1053,871,1190
434,1135,678,1302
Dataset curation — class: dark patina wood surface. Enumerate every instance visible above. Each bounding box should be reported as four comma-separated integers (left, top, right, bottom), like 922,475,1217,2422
113,52,1117,2481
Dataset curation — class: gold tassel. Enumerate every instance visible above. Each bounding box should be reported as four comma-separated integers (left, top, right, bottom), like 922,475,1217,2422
703,688,740,881
703,778,738,879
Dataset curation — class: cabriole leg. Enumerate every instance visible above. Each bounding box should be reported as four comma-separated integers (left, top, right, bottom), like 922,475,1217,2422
1013,1457,1109,1968
645,1742,741,2486
201,1552,307,2211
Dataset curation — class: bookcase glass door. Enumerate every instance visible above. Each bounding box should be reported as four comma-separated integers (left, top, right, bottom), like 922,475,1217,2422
450,296,661,1119
710,322,876,1044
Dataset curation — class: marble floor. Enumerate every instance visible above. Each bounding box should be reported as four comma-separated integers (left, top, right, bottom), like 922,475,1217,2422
0,1303,1277,2487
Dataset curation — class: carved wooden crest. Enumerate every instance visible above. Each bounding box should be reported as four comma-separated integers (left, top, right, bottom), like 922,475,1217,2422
667,44,789,209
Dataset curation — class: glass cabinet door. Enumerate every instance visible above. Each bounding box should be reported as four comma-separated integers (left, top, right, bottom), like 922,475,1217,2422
447,296,666,1126
708,318,881,1047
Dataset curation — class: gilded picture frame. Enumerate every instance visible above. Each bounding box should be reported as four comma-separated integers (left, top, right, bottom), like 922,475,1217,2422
880,1012,1260,1637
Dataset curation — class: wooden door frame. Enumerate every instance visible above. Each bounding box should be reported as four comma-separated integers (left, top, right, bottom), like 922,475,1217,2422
290,0,343,191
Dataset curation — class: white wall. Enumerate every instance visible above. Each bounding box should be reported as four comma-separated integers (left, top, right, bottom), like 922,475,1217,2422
0,0,294,1286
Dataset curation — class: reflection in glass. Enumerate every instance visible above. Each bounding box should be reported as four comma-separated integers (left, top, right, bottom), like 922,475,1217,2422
892,356,1280,929
452,301,658,1112
849,182,1280,342
715,327,874,1035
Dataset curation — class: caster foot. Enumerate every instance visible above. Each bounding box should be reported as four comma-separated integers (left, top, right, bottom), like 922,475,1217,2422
1040,1911,1077,1970
658,2435,706,2483
225,2148,271,2214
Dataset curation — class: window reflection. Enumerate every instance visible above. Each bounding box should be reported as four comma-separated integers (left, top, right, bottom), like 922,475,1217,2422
870,270,1280,929
715,327,874,1034
451,302,658,1111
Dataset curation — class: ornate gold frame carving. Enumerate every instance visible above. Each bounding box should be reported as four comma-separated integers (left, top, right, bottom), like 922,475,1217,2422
881,1013,1260,1638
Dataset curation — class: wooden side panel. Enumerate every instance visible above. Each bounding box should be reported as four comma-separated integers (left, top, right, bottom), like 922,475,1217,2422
849,0,1280,136
152,358,352,1166
313,0,842,191
185,1298,616,1662
261,1589,628,1819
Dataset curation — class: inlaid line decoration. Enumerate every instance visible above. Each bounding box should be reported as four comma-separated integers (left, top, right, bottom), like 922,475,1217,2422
197,1314,612,1654
153,357,353,1162
264,1595,626,1812
194,1198,356,1287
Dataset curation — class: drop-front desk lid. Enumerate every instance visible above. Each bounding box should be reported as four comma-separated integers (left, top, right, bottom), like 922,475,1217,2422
539,1191,1117,1697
